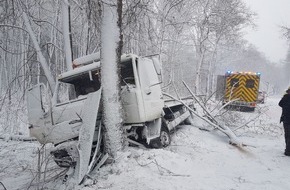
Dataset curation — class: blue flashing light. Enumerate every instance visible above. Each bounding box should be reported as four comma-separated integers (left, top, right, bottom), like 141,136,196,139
256,72,261,76
225,70,233,76
226,70,232,75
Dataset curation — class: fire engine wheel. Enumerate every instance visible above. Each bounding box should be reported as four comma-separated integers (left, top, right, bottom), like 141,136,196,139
150,126,171,148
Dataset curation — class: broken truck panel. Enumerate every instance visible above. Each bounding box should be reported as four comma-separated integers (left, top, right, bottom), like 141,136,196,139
77,89,102,184
27,83,54,144
145,118,162,143
27,83,47,127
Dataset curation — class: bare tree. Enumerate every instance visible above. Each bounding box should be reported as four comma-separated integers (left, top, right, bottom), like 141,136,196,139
100,0,124,158
284,46,290,87
281,26,290,41
189,0,255,95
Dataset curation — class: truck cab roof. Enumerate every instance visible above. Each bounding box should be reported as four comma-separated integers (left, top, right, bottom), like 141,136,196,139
58,54,138,82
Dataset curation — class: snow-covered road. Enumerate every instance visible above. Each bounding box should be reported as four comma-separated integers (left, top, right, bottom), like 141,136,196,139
1,96,289,190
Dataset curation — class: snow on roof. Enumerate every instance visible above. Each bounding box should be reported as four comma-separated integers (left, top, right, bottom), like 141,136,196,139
58,54,140,81
58,61,101,80
121,53,138,62
56,54,159,84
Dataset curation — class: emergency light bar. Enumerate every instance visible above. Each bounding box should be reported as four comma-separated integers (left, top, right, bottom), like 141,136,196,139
225,70,261,76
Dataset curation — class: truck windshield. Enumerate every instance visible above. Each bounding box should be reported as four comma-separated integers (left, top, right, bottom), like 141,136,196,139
56,70,101,104
120,59,135,86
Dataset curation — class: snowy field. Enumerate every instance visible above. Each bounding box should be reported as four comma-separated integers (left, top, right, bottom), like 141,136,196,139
1,96,289,190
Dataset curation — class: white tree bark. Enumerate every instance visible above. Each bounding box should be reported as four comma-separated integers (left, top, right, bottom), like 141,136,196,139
62,0,73,71
100,0,124,158
194,51,205,94
22,11,56,92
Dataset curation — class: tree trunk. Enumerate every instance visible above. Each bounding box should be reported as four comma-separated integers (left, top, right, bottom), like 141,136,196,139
194,51,205,94
62,0,73,71
100,0,124,159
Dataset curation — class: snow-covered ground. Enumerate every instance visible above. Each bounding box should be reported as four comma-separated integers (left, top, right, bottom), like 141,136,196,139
1,96,289,190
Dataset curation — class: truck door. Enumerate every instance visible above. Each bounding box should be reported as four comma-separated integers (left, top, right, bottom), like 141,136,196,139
120,57,146,123
137,57,164,121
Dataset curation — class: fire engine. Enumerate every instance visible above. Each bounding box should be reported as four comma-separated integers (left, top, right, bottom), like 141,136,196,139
218,71,261,111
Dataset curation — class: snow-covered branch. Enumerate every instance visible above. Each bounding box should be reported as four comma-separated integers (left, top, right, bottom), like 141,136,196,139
21,9,56,92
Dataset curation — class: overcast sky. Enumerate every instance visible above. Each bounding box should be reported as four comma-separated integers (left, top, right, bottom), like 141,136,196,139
243,0,290,63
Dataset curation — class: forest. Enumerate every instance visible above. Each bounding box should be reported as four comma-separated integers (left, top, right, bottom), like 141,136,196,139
0,0,289,147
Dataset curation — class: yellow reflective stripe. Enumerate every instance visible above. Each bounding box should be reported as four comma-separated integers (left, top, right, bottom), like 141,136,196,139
224,74,260,103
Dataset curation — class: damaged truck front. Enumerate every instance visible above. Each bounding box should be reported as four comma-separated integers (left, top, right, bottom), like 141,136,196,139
26,53,194,182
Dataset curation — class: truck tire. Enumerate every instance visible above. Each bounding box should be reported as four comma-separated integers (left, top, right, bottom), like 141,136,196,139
150,125,171,148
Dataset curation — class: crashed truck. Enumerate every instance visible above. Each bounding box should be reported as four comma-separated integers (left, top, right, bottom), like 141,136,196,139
26,53,194,181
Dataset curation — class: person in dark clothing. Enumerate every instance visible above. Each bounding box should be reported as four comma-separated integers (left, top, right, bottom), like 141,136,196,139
279,87,290,156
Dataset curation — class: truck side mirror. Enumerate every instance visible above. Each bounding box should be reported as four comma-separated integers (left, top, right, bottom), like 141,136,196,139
152,57,162,75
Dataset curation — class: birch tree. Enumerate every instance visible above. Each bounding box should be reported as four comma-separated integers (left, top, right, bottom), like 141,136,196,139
100,0,124,158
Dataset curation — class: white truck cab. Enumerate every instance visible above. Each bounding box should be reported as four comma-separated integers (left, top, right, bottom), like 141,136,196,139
28,54,165,143
27,53,194,172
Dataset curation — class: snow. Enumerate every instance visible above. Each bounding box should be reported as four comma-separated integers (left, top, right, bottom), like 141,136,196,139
1,96,289,190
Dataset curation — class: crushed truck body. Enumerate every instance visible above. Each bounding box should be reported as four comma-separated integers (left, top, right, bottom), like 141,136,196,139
26,53,195,182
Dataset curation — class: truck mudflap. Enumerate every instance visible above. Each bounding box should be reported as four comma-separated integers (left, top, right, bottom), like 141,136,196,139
145,118,162,144
75,89,102,184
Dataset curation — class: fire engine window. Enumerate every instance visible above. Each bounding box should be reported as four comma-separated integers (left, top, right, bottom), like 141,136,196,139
230,78,239,87
120,59,135,86
246,79,255,88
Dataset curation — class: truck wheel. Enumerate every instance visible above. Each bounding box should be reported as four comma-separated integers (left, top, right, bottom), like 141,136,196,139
150,126,171,148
